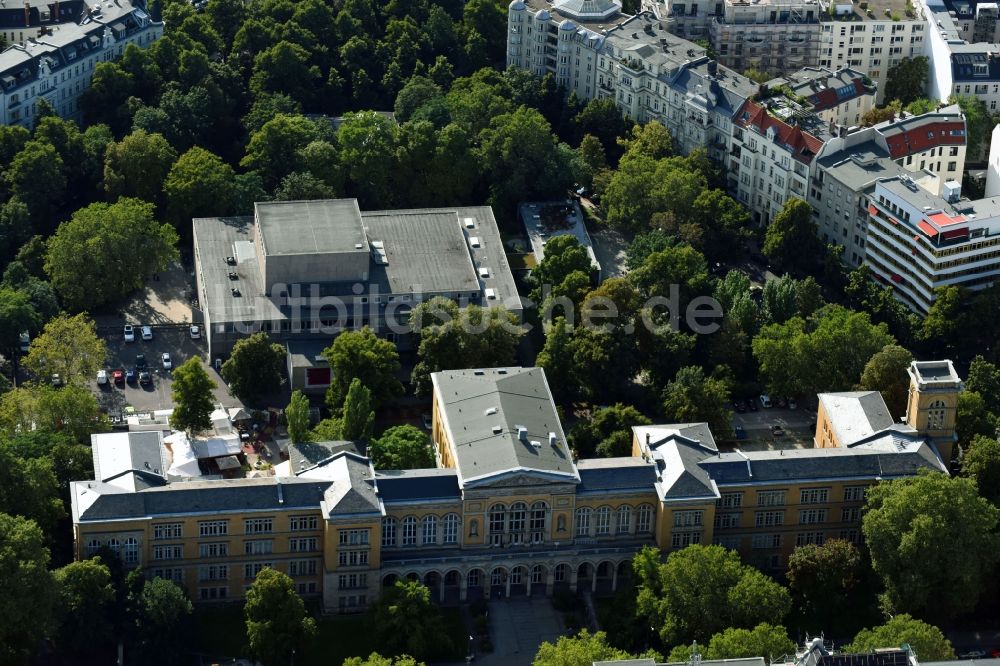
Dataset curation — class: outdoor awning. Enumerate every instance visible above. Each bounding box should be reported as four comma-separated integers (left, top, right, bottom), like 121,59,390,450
941,227,969,240
917,221,939,237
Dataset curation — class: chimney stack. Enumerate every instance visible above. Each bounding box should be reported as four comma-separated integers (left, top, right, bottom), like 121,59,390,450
24,0,30,27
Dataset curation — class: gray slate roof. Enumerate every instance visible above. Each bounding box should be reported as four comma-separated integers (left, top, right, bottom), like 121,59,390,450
432,367,578,487
375,468,461,502
289,441,362,474
72,477,332,523
320,453,382,518
576,457,658,494
818,391,896,445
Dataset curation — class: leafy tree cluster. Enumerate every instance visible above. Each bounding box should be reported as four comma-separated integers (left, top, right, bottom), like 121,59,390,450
367,580,454,661
533,629,661,666
667,623,795,663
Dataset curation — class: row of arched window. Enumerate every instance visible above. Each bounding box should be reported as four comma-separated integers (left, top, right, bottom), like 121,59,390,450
382,513,462,548
85,537,140,564
574,504,654,537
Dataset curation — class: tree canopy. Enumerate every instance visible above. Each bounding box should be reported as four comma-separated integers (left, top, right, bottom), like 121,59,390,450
220,332,286,404
0,513,57,666
23,313,106,385
846,615,955,661
369,425,435,470
569,404,651,458
862,472,1000,622
245,568,316,666
170,358,217,434
369,580,452,661
857,344,913,418
323,327,403,411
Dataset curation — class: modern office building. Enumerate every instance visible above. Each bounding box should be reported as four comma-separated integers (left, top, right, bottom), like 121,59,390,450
192,199,521,365
0,0,162,126
70,363,957,612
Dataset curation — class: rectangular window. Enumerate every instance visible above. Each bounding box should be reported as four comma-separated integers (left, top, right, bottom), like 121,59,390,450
199,521,228,537
199,564,229,581
799,509,828,525
800,488,830,504
244,540,274,555
755,511,785,527
296,581,319,595
842,507,861,522
198,586,228,600
289,559,319,577
713,535,741,549
199,542,229,558
717,492,743,509
752,533,782,549
338,529,370,546
338,550,369,567
838,529,860,544
636,506,653,533
796,532,826,546
289,538,319,553
153,523,182,540
244,518,273,535
243,562,272,580
289,516,319,531
756,490,786,506
153,545,183,560
337,573,368,590
843,486,865,502
151,568,184,584
443,517,459,544
714,513,741,529
673,511,703,528
671,531,702,548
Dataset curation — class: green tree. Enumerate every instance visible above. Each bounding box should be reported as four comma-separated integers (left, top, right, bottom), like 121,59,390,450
337,111,400,207
286,390,311,444
533,630,636,666
370,580,452,661
53,557,115,653
339,378,375,441
344,655,425,666
0,288,39,355
884,56,929,106
536,317,575,404
962,435,1000,506
132,576,194,665
570,404,651,458
625,229,676,270
635,544,790,645
919,285,964,351
704,624,796,663
220,332,285,404
863,472,1000,622
956,391,997,449
618,120,673,161
169,358,217,434
164,146,237,228
3,140,66,227
23,313,107,385
323,328,403,411
369,425,435,470
245,568,316,666
0,198,33,264
857,344,913,417
250,40,322,104
80,62,134,132
949,95,991,158
662,367,732,439
45,198,179,311
241,114,321,189
530,235,594,306
0,513,57,666
787,539,861,628
0,384,108,445
573,97,632,157
763,198,823,275
966,356,1000,410
847,615,955,661
103,130,177,205
0,441,64,538
753,305,894,398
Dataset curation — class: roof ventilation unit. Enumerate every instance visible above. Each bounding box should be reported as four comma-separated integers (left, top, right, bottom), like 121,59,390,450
517,426,528,442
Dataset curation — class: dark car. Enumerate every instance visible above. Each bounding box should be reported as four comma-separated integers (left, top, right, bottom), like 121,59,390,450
771,424,786,437
136,354,147,370
776,396,788,408
747,398,759,412
735,424,747,440
733,400,747,414
139,370,153,387
125,368,137,384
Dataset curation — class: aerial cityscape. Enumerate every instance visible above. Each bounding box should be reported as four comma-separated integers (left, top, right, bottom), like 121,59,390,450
0,0,998,664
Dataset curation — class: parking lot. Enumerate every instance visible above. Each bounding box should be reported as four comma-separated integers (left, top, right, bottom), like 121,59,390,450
92,325,238,415
729,398,818,451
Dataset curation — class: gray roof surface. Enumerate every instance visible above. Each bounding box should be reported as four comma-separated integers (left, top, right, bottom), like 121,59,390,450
432,367,578,486
634,425,720,500
320,453,382,517
816,140,909,192
576,457,658,494
286,339,330,369
910,359,961,384
72,476,332,523
522,0,632,29
289,441,361,474
255,199,368,257
375,468,461,502
699,440,946,485
819,391,896,445
91,431,169,489
194,204,521,325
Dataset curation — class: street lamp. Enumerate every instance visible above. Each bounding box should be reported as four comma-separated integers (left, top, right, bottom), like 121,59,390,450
466,634,475,663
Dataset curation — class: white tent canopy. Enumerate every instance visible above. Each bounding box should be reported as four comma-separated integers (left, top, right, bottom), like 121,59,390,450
163,431,202,479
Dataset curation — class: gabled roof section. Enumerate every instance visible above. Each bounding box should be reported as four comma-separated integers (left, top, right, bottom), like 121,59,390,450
874,105,966,159
818,391,896,445
432,367,578,488
736,100,824,164
633,425,720,502
319,453,383,518
91,431,169,490
576,457,658,494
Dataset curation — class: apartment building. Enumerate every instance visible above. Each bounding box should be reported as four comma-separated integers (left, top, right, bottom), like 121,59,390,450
767,66,876,126
0,0,87,46
866,172,1000,312
809,104,967,267
707,0,823,76
192,198,520,368
70,363,958,611
0,0,162,127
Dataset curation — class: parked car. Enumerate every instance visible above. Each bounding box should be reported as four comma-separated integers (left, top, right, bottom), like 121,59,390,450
123,324,135,342
776,396,787,408
97,369,108,385
959,651,987,660
787,397,798,410
770,424,785,437
112,369,125,385
162,352,172,370
141,325,153,341
759,394,772,408
126,368,137,384
18,331,30,353
989,649,1000,659
51,373,63,387
139,370,153,387
421,413,432,430
734,424,747,440
733,400,747,414
190,325,201,339
747,398,759,412
136,354,147,370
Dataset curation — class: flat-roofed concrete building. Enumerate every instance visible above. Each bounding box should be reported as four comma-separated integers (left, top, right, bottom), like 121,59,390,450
192,199,521,370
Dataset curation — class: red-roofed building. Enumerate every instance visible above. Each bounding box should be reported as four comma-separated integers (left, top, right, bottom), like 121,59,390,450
731,100,825,224
774,66,877,127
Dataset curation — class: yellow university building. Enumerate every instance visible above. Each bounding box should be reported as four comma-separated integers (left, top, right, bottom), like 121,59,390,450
69,362,961,613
